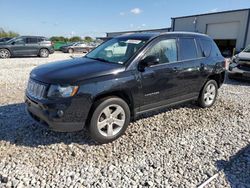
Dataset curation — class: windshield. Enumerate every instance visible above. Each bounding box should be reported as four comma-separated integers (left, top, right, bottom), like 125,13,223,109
6,37,19,44
243,45,250,53
86,38,147,64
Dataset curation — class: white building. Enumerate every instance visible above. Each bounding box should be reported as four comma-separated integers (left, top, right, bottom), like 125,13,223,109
172,8,250,55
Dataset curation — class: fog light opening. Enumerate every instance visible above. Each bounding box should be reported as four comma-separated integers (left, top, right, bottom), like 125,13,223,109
57,110,64,117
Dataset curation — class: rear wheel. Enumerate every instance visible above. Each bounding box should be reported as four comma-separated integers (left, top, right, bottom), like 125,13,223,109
0,49,11,58
88,97,130,144
39,48,49,58
198,80,218,108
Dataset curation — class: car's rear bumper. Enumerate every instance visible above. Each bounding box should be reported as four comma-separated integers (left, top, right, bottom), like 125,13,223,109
25,95,90,132
49,48,55,54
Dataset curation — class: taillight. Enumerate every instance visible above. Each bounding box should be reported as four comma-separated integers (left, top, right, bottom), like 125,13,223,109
224,58,230,70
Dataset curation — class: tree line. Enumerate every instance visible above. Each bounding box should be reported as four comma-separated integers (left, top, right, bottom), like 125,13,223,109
0,28,19,38
50,36,94,43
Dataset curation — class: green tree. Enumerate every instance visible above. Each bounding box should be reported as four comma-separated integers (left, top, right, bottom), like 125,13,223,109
50,36,69,42
0,28,19,38
84,36,93,43
69,36,82,42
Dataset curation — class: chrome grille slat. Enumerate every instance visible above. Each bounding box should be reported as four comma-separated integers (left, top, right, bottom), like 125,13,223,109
26,79,46,99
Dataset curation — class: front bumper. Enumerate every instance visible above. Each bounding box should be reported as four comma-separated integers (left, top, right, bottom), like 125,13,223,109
25,95,90,132
60,48,68,53
228,67,250,81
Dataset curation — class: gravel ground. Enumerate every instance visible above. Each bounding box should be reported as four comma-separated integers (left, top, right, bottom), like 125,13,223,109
0,52,249,188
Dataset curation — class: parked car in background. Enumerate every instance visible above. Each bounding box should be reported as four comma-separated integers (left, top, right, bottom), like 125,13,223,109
0,37,13,43
0,36,54,58
25,32,225,143
60,42,94,53
228,45,250,81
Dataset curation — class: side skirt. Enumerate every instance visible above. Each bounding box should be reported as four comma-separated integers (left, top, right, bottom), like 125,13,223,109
134,97,197,118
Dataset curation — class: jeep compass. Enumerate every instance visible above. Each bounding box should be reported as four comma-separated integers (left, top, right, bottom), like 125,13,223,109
25,32,225,143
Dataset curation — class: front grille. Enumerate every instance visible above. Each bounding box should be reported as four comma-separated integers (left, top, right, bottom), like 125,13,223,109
26,79,46,99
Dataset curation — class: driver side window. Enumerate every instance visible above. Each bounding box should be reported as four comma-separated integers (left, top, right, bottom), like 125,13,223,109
14,38,25,45
145,39,177,64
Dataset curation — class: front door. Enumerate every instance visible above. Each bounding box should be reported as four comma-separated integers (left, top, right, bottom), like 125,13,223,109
138,38,183,111
11,37,26,56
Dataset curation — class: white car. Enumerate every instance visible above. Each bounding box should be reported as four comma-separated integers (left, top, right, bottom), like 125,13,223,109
228,45,250,81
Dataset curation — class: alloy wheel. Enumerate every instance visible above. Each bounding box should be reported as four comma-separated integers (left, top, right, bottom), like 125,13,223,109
97,104,126,137
0,49,10,58
204,83,216,106
40,49,49,57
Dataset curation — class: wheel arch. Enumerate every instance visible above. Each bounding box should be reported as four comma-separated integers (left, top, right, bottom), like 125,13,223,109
86,90,134,126
206,71,225,88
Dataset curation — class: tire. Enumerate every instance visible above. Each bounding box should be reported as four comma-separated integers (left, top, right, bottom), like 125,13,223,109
198,80,218,108
88,97,131,144
0,49,11,58
68,48,74,53
39,48,49,58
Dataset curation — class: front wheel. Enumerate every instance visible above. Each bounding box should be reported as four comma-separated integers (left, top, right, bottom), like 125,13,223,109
198,80,218,108
68,48,74,53
0,49,11,58
88,97,130,144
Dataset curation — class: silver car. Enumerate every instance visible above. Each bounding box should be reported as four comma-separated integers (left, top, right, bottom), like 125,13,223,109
228,45,250,81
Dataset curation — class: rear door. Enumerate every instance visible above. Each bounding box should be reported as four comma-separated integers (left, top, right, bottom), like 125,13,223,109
25,37,39,55
175,37,204,97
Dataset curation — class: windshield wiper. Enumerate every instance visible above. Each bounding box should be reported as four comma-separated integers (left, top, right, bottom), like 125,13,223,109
86,56,112,63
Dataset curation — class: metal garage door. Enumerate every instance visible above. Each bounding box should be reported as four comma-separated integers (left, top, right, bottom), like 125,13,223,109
206,22,240,39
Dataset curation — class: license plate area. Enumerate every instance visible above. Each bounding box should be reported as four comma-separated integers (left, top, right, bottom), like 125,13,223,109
243,72,250,77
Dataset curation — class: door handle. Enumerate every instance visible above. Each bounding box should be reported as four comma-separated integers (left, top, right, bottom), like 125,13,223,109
173,67,179,72
200,63,205,71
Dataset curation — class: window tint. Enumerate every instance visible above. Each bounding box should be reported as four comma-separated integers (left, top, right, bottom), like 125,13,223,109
179,38,197,61
196,39,203,58
14,38,25,44
211,41,222,57
86,38,147,64
26,38,37,44
199,39,212,57
38,37,46,42
145,39,177,64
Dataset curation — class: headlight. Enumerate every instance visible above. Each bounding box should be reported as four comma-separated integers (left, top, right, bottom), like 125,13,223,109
47,85,79,98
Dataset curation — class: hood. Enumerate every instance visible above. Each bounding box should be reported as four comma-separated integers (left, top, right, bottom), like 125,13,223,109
0,42,7,45
30,57,125,84
237,52,250,60
60,45,71,48
236,52,250,66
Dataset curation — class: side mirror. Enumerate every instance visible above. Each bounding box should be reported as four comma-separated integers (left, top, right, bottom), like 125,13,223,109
138,55,159,71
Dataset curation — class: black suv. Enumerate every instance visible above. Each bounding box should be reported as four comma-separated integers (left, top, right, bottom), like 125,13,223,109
25,32,225,143
0,36,54,58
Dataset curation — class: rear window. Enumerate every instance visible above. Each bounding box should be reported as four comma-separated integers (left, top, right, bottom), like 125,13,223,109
179,38,197,61
199,39,212,57
26,38,38,44
38,37,49,42
211,41,222,57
